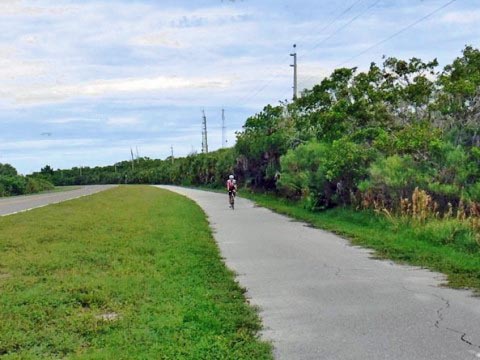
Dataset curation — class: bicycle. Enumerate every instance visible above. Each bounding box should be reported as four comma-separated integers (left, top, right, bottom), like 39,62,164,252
228,190,236,210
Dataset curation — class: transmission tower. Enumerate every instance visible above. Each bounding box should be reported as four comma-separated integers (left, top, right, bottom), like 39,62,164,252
221,108,226,148
201,110,208,153
130,148,135,170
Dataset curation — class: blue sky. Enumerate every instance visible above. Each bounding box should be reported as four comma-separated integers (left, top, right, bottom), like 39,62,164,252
0,0,479,174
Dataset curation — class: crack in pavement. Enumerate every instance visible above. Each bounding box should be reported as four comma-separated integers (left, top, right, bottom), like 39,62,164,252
432,294,479,348
445,326,480,349
431,293,480,349
433,295,449,329
401,284,480,350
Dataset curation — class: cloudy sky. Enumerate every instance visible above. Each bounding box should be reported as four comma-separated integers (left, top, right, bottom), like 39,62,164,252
0,0,478,174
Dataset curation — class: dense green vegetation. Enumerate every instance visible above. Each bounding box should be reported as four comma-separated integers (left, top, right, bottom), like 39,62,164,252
0,186,272,359
0,163,54,197
35,46,480,246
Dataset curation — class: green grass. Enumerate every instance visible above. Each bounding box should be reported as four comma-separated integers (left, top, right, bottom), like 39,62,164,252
240,191,480,293
0,186,272,359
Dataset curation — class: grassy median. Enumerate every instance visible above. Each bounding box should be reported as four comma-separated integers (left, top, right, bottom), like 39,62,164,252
241,192,480,294
0,186,272,359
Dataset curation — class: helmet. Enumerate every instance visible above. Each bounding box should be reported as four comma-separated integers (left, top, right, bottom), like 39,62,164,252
229,174,234,179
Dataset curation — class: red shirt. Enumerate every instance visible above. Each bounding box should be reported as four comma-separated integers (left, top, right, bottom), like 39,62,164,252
227,179,235,191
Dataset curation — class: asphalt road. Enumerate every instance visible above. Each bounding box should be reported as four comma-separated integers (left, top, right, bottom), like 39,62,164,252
158,186,480,360
0,185,116,216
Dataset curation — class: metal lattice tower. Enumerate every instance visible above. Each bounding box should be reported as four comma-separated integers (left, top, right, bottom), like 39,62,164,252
201,110,208,153
221,108,226,148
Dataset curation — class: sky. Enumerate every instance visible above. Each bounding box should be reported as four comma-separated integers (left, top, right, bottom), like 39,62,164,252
0,0,479,174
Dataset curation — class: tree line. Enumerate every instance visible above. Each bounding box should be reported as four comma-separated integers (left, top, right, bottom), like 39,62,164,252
0,163,53,197
33,46,479,220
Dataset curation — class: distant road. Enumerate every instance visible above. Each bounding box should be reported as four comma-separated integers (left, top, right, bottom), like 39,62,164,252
0,185,116,216
159,186,480,360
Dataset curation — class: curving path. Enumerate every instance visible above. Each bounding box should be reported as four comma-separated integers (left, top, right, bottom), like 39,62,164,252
158,186,480,360
0,185,116,216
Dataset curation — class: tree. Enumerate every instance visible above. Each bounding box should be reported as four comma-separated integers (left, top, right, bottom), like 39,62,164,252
40,165,54,176
235,105,294,189
0,163,18,176
436,46,480,145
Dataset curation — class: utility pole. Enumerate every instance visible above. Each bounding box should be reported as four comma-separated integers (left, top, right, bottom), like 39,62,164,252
201,109,208,153
171,145,174,164
136,146,139,162
290,44,298,100
221,108,226,148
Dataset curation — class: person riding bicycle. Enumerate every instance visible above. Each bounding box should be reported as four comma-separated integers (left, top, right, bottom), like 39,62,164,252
226,174,237,208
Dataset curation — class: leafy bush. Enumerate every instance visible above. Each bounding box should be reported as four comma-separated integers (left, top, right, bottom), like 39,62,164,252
0,163,54,197
359,154,424,204
25,177,55,194
0,175,27,196
279,139,373,210
374,122,443,159
466,182,480,203
235,105,294,189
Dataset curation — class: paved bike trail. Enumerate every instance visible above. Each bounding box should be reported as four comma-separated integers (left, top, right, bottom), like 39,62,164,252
158,186,480,360
0,185,116,216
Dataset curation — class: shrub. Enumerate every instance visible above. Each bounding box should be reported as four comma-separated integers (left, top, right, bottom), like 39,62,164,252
279,139,373,210
25,177,55,194
358,154,425,208
0,175,27,196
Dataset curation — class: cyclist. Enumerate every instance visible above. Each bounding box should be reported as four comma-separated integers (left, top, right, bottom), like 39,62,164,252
226,174,237,208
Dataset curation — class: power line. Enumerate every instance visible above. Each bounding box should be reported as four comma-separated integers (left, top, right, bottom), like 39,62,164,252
306,0,365,47
279,0,457,102
236,0,365,107
307,0,381,55
336,0,458,67
297,0,381,91
243,0,456,108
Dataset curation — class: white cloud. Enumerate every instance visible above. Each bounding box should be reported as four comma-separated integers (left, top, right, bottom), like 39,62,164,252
131,32,183,48
0,0,75,17
0,55,46,80
106,117,140,127
441,10,480,24
297,60,338,90
0,138,98,151
129,7,257,51
5,75,231,104
45,118,100,124
0,1,263,108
